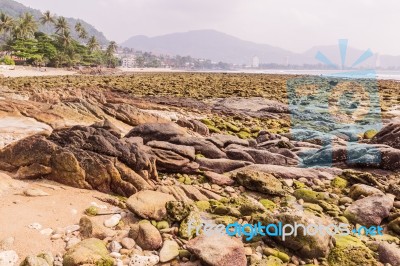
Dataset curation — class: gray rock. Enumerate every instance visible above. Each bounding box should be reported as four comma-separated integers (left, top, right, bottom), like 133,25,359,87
344,195,394,226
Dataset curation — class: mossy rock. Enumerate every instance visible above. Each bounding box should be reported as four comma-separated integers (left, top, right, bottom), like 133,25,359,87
166,201,195,222
303,203,323,214
259,199,277,211
293,188,332,204
200,118,215,126
213,215,237,225
293,180,306,189
263,248,290,263
195,200,211,212
331,177,348,189
179,211,202,239
156,221,169,230
224,122,240,133
84,206,99,216
207,125,222,133
63,238,113,266
327,235,379,266
364,129,378,139
254,256,285,266
237,131,251,139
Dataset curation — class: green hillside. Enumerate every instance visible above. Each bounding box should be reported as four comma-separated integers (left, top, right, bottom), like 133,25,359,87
0,0,108,44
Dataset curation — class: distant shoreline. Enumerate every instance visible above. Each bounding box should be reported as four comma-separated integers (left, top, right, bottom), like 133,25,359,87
2,65,400,81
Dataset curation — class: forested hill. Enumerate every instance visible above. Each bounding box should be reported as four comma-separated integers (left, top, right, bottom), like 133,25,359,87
0,0,108,44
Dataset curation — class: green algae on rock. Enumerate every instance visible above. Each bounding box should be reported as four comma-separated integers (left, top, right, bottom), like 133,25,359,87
327,235,379,266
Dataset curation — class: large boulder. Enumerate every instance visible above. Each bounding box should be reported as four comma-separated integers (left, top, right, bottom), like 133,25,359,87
328,235,378,266
232,170,285,195
344,195,394,226
63,238,113,266
269,210,333,258
0,126,158,197
126,190,175,220
371,122,400,149
186,234,247,266
125,123,188,143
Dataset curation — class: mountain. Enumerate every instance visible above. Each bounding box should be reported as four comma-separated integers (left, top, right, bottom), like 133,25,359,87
122,29,400,68
122,29,295,65
0,0,108,44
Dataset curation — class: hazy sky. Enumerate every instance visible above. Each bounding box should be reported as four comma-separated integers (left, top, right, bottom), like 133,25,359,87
16,0,400,55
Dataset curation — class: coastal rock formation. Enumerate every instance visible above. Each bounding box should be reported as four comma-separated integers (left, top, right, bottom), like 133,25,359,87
0,125,158,196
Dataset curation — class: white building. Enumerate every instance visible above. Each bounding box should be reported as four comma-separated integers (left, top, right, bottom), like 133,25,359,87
252,56,260,68
122,56,136,68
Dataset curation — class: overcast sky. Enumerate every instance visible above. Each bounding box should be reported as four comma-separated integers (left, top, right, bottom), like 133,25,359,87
16,0,400,55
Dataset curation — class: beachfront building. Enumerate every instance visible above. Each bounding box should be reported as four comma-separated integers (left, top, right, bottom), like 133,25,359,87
252,56,260,68
122,55,136,68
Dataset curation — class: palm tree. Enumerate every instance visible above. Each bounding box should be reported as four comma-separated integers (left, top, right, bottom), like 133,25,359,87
106,41,118,56
58,30,72,49
105,41,118,67
55,16,69,35
12,13,37,39
87,36,99,53
75,22,88,40
39,10,55,25
0,12,14,40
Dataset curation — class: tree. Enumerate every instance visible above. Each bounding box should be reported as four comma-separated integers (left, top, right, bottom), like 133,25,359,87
87,36,99,53
105,41,118,67
10,38,42,62
57,30,72,50
106,41,117,56
0,12,14,39
55,16,69,35
12,13,37,40
75,22,88,40
39,11,55,25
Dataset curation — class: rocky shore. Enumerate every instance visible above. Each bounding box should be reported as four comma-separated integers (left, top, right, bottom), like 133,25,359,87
0,73,399,266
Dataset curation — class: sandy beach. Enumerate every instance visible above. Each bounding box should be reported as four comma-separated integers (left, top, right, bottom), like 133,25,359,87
0,66,76,77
